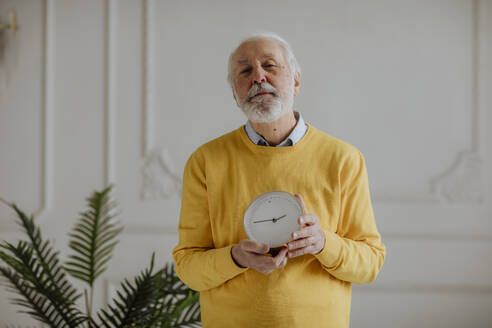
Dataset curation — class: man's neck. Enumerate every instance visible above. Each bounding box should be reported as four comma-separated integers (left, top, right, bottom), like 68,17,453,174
249,111,297,146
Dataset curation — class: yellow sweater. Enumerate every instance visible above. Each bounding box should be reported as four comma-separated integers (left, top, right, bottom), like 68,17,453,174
172,122,386,328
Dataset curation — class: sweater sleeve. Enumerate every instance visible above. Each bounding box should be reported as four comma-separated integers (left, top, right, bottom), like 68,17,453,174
314,150,386,284
172,149,248,292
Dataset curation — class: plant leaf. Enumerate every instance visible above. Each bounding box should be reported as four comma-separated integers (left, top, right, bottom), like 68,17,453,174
0,199,85,327
65,185,123,287
96,256,201,328
0,242,85,327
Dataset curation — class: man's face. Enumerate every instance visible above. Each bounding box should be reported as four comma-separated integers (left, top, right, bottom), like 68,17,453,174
231,39,300,123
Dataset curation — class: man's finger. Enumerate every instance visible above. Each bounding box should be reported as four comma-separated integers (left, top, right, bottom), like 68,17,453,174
241,240,269,254
288,245,316,258
291,226,315,240
273,247,288,265
298,213,318,226
288,236,315,251
295,193,308,215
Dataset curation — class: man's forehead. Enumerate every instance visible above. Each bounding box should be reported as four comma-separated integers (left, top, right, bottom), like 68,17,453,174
237,53,275,64
233,40,284,64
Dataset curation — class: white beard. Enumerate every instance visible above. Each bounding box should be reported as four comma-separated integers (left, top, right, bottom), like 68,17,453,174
235,80,295,123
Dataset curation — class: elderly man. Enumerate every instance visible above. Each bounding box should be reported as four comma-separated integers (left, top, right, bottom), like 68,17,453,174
172,33,386,328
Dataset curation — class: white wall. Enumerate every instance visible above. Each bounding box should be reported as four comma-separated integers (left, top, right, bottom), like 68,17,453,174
0,0,491,327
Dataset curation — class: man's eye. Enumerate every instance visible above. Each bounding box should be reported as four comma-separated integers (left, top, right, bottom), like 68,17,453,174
241,68,252,74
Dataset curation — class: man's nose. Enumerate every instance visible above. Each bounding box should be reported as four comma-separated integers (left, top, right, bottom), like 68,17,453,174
252,67,266,84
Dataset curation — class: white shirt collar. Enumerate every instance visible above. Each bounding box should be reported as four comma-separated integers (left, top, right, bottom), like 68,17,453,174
244,111,307,147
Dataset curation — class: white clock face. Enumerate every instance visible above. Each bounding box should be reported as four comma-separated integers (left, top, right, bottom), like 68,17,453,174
243,191,303,248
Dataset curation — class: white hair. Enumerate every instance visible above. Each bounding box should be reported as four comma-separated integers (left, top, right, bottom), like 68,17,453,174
226,32,301,89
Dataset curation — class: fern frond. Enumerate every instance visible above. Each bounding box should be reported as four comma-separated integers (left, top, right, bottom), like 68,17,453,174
172,296,201,328
157,263,195,297
2,200,81,303
153,290,201,328
97,253,161,328
96,258,200,328
0,241,86,327
141,263,200,327
0,265,82,327
0,194,200,328
0,199,85,327
0,265,54,325
65,185,123,287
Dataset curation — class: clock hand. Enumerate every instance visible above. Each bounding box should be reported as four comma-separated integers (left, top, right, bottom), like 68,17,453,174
272,214,287,223
252,218,274,223
252,214,287,224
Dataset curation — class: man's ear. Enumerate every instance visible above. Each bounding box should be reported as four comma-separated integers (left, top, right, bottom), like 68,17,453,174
293,71,301,96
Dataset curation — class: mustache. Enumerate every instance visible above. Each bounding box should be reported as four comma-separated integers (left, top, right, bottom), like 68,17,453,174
246,83,279,102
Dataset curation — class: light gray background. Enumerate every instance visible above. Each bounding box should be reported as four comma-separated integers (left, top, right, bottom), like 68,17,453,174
1,0,491,327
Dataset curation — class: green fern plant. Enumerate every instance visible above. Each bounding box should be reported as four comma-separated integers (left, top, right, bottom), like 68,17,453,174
0,185,200,328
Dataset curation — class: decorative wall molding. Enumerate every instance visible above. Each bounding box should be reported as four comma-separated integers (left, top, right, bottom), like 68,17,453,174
1,0,55,229
103,0,116,187
133,0,487,205
124,225,179,235
141,0,153,157
355,282,492,295
381,232,492,242
141,149,182,200
138,0,485,205
374,0,484,204
138,0,182,200
430,150,484,203
374,152,484,204
34,0,55,220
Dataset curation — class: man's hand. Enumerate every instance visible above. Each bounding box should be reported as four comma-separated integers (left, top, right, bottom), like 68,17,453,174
287,194,326,258
231,240,288,274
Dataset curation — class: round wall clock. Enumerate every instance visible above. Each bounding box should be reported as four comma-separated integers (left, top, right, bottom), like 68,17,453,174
243,191,303,248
